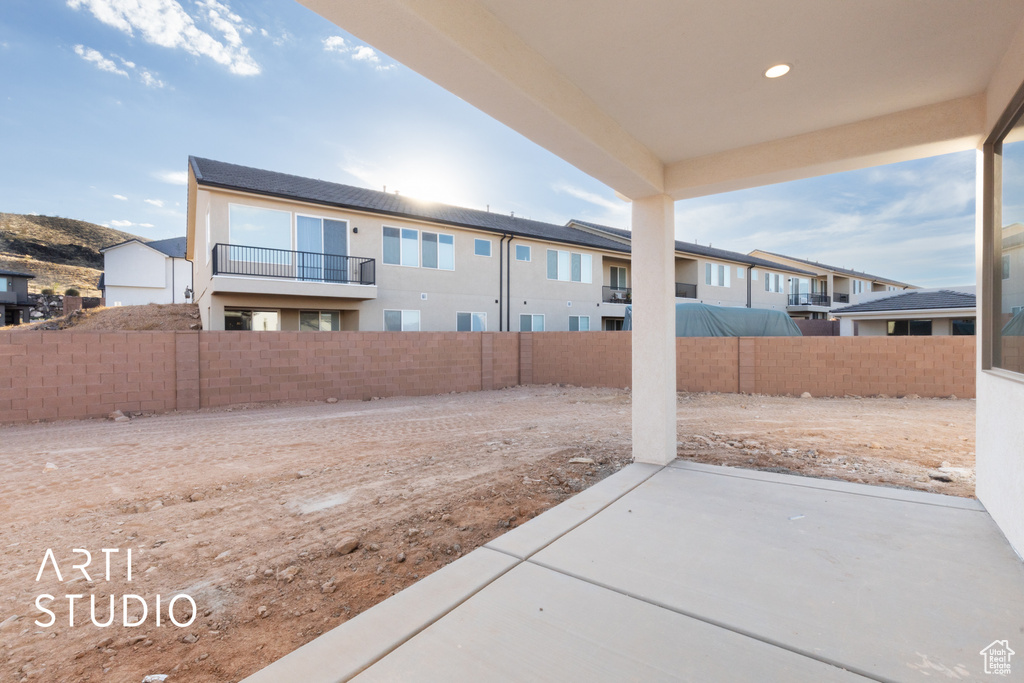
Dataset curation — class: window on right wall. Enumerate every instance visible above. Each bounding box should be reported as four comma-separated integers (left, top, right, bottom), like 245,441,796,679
991,98,1024,374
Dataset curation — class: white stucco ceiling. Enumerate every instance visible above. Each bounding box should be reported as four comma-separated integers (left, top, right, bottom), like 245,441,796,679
301,0,1024,198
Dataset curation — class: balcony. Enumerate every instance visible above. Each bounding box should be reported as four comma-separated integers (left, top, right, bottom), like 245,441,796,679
675,282,697,299
0,290,30,306
834,293,850,304
788,293,831,307
211,243,377,299
602,286,631,304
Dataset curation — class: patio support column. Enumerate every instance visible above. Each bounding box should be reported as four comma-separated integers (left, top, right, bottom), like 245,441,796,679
631,194,677,465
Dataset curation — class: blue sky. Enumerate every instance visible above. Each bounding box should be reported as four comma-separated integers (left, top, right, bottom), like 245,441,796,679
1,0,976,287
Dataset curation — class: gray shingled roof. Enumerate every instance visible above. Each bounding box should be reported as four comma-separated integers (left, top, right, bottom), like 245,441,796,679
190,157,631,255
567,220,817,275
0,269,35,279
147,237,187,258
751,250,914,288
832,290,975,315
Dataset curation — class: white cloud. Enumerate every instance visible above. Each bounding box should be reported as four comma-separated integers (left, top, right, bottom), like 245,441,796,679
74,44,128,77
110,219,155,228
113,194,127,200
138,70,166,88
323,36,347,53
153,170,188,185
323,35,395,72
144,198,164,207
67,0,260,76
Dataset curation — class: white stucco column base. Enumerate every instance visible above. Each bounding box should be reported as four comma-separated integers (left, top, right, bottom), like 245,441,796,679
631,194,677,465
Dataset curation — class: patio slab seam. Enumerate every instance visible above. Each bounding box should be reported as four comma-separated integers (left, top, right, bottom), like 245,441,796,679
524,557,889,683
669,460,984,511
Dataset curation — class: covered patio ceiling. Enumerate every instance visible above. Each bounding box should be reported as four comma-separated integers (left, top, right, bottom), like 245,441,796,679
299,0,1024,199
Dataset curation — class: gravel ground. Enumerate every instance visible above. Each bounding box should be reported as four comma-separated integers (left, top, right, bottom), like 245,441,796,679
0,386,973,682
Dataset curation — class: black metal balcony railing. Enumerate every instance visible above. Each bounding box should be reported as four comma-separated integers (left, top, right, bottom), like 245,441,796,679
213,243,375,285
675,282,697,298
834,293,850,304
788,293,831,307
603,286,631,304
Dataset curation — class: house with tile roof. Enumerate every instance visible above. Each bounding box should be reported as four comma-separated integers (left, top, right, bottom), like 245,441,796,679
186,157,641,332
0,268,35,326
831,287,975,336
101,237,193,307
747,249,915,320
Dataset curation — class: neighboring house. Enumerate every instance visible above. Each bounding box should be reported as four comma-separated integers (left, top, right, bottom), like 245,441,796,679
831,287,976,336
100,237,193,306
748,250,915,319
567,220,817,322
0,269,34,326
186,157,634,332
1001,222,1024,326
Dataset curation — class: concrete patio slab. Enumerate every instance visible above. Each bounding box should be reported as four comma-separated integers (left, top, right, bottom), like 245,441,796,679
242,462,1024,682
668,459,986,511
532,465,1024,681
242,547,518,683
353,561,870,682
485,462,661,559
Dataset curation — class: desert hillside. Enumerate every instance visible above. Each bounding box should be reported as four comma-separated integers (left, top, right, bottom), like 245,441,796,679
0,212,144,295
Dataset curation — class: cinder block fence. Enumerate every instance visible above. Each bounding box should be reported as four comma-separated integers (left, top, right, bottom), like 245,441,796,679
0,331,975,424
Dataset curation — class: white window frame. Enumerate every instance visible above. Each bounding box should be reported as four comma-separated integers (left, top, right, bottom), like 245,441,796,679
421,231,455,271
546,249,592,283
705,262,731,287
383,309,421,331
382,225,421,267
456,311,487,332
474,238,492,257
520,314,545,332
569,315,590,331
515,244,531,261
751,269,759,281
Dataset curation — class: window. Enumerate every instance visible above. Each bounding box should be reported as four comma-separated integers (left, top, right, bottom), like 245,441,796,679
224,310,279,331
296,215,348,281
951,318,976,336
0,277,8,292
569,315,590,331
853,280,865,294
300,311,341,332
887,320,932,336
515,244,531,261
383,226,419,267
456,312,487,331
474,238,492,257
384,309,420,331
546,249,592,283
737,267,745,279
520,314,544,331
1003,254,1011,280
705,262,730,287
766,273,783,293
422,232,455,270
229,205,292,251
751,269,759,281
610,266,627,289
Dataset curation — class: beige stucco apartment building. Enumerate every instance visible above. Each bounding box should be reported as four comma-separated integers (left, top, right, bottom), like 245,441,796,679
185,157,817,333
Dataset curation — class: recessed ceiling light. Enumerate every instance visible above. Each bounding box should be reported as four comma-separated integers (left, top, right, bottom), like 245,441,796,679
764,64,791,79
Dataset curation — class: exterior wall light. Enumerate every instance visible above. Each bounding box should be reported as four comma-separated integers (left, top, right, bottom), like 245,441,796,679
764,64,791,78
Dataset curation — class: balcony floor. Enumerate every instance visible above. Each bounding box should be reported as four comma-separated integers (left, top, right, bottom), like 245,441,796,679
243,461,1024,682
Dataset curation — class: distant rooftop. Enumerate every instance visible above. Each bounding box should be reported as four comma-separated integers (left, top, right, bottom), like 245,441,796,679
832,290,975,315
566,220,817,275
102,237,187,258
0,269,35,279
750,250,915,288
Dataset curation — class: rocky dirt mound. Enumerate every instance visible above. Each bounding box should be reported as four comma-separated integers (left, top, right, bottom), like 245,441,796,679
8,304,201,331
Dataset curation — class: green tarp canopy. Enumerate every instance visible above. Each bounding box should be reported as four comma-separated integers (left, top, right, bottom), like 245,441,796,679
623,302,802,337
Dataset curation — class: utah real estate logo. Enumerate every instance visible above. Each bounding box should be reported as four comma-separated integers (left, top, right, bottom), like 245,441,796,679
980,640,1015,676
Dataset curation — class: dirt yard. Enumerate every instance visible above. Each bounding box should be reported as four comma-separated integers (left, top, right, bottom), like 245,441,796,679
7,303,201,332
0,387,974,682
